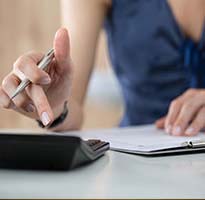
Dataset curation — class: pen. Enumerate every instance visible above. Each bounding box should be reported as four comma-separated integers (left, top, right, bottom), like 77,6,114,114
11,48,54,99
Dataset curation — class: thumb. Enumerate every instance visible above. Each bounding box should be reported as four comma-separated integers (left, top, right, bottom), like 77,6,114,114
53,28,70,70
155,116,166,129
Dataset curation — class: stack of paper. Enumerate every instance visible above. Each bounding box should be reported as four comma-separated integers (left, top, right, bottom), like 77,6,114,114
63,125,205,155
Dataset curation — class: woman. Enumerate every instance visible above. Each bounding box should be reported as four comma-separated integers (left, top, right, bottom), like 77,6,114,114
0,0,205,136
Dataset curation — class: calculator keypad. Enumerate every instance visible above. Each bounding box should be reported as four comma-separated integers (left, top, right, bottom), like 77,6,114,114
86,139,108,151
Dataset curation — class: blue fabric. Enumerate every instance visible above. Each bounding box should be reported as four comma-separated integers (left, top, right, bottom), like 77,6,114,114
105,0,205,126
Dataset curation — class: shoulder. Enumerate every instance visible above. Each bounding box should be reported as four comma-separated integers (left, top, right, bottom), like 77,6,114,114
99,0,112,10
104,0,112,7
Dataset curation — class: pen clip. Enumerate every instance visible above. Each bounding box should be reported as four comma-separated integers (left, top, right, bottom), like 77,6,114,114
181,140,205,148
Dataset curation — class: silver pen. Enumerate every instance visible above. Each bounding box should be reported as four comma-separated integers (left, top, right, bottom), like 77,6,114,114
11,49,54,99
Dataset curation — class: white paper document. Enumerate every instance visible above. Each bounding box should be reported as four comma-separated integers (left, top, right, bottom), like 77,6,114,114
64,125,205,155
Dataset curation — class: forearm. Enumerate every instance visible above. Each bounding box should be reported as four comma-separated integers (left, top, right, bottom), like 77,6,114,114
45,0,109,132
60,0,110,104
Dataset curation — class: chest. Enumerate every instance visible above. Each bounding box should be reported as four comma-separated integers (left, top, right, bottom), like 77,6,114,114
168,0,205,42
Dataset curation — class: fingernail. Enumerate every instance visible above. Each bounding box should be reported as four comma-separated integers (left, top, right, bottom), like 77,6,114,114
41,112,50,126
165,125,172,134
26,104,35,112
185,127,194,135
40,77,51,85
172,126,181,136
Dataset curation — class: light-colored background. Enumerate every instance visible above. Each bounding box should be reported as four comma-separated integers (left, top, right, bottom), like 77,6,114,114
0,0,123,130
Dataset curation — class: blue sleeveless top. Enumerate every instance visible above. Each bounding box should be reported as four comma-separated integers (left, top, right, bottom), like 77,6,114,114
105,0,205,126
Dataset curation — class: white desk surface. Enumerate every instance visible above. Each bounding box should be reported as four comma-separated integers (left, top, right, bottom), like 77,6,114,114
0,128,205,198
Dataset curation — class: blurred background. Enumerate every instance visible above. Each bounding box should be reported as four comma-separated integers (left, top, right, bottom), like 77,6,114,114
0,0,123,130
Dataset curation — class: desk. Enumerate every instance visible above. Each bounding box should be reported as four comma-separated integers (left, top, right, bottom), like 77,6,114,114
0,128,205,198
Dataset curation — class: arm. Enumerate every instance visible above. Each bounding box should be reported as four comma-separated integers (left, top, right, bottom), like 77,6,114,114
0,0,111,132
54,0,110,131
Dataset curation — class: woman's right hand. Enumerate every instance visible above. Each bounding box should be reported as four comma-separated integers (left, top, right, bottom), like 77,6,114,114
0,28,73,127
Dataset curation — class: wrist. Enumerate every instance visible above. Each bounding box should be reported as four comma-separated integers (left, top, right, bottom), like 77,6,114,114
52,101,68,120
40,98,83,132
37,101,68,130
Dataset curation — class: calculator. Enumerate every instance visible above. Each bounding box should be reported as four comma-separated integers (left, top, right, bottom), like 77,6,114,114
0,133,109,170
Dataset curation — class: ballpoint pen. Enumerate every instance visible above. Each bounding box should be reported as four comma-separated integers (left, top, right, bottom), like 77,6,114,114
11,48,54,99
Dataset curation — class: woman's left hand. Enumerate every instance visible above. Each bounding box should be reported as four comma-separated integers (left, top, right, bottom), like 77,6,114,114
155,89,205,136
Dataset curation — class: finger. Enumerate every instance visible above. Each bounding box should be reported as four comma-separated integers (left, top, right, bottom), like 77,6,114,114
165,97,183,134
165,90,198,135
13,53,51,85
184,106,205,136
53,28,71,72
26,84,54,126
2,73,35,112
155,116,166,129
172,95,205,136
0,86,13,109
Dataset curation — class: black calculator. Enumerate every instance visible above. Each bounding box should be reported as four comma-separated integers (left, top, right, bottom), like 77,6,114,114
0,133,109,170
